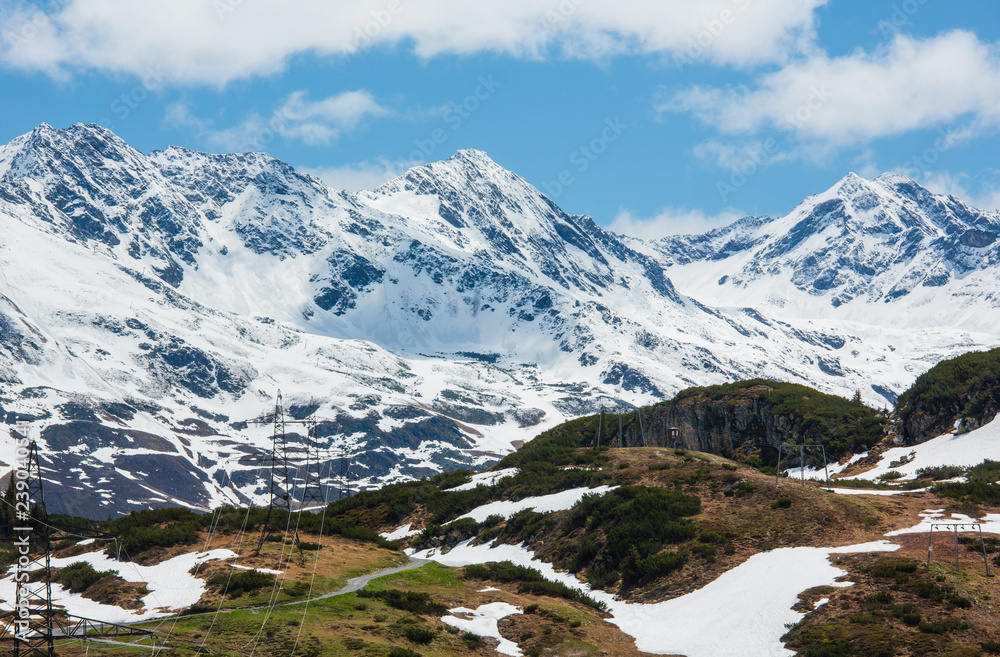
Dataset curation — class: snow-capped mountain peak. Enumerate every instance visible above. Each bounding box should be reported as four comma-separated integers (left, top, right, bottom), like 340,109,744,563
1,124,998,518
364,147,577,239
659,171,1000,331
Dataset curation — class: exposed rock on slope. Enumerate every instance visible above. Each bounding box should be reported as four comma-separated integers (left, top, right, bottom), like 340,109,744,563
613,380,887,462
897,347,1000,444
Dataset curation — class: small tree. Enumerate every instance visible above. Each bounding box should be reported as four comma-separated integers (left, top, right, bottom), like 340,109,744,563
852,389,863,404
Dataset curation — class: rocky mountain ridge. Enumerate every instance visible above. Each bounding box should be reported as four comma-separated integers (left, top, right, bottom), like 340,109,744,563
656,171,1000,333
0,123,997,517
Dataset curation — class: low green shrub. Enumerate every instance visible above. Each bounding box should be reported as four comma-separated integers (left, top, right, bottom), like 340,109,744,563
691,544,716,561
401,626,435,644
207,569,275,597
387,648,423,657
934,481,1000,505
58,562,117,593
356,589,447,616
914,465,966,481
918,618,967,634
967,460,1000,483
463,561,605,610
887,453,915,469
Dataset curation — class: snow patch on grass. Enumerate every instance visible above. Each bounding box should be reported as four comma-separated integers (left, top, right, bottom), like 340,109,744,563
442,602,524,656
828,487,927,496
885,509,996,536
231,564,283,575
448,468,520,492
848,417,1000,481
411,538,900,657
0,548,236,623
785,452,868,479
381,524,421,541
607,541,899,657
457,486,617,523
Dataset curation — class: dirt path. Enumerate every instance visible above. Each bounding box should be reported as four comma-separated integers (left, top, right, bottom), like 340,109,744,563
283,557,432,605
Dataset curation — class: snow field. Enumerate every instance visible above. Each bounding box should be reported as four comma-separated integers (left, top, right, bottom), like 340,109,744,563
441,602,524,656
410,539,899,657
885,509,1000,536
783,452,868,480
380,524,422,541
447,468,520,492
606,542,899,657
828,487,927,496
0,548,237,623
457,486,617,523
847,417,1000,482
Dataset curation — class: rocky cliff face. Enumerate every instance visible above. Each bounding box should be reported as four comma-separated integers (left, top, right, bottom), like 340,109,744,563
622,391,791,458
898,348,1000,444
617,381,886,464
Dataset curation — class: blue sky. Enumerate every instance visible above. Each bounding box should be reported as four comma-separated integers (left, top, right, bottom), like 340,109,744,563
2,0,1000,237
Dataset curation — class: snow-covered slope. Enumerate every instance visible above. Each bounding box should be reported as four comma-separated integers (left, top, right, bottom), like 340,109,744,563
1,123,998,517
655,173,1000,334
846,415,1000,482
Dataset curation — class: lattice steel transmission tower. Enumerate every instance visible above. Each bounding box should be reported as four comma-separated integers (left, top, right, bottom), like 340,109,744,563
0,427,152,656
256,393,299,556
7,437,55,657
299,419,329,508
244,393,361,558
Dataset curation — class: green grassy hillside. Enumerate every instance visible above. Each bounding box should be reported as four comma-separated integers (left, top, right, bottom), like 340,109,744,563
496,378,886,468
897,347,1000,443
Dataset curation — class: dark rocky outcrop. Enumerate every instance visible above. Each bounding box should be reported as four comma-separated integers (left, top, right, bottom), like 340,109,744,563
897,347,1000,444
616,380,885,463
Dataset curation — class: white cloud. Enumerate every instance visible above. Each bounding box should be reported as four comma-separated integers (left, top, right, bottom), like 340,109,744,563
852,148,881,180
303,160,408,192
692,138,797,170
277,90,389,144
609,207,743,239
904,169,1000,212
164,90,389,151
0,0,826,85
664,31,1000,147
164,101,211,134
